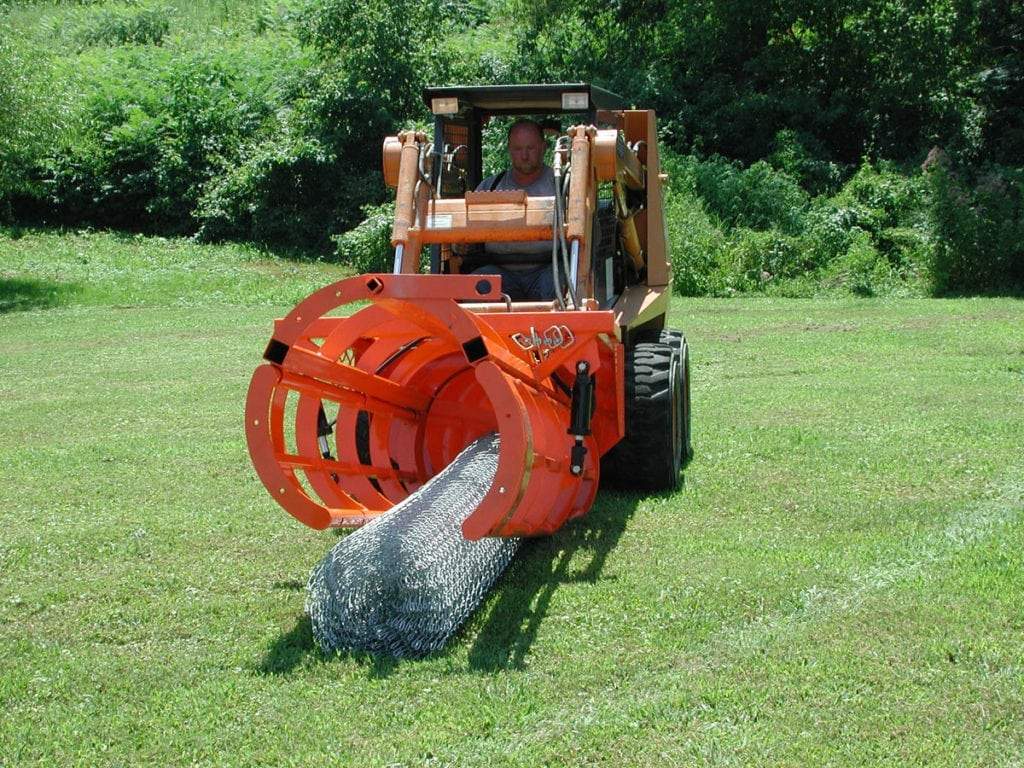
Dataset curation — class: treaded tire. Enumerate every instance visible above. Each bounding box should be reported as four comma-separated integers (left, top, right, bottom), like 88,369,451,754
600,339,683,490
654,329,693,462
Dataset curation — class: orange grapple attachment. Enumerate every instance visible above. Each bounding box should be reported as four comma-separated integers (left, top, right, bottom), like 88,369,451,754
244,274,624,540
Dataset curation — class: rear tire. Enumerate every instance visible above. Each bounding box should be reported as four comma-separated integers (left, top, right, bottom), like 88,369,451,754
601,339,683,490
655,329,693,462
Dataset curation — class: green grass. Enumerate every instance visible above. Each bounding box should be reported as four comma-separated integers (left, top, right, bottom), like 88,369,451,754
1,229,1023,766
0,228,349,310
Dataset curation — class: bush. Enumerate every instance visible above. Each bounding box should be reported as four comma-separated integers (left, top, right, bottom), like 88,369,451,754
297,0,441,141
926,162,1024,294
831,161,929,234
0,28,71,216
801,161,932,287
332,202,394,273
664,188,727,297
676,155,809,235
767,129,845,197
195,125,338,249
877,227,931,278
800,201,861,269
818,229,891,297
42,38,304,233
6,0,437,249
663,153,934,297
245,0,449,248
66,3,172,50
723,229,807,290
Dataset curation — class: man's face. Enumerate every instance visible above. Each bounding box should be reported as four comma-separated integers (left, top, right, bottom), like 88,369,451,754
508,124,545,178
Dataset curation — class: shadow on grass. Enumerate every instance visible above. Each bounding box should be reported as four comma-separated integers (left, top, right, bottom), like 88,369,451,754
258,612,400,678
0,277,80,313
932,280,1024,300
465,489,643,671
256,483,656,676
259,614,317,675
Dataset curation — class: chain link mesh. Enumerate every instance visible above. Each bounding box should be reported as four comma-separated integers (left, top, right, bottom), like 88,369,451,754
306,434,520,658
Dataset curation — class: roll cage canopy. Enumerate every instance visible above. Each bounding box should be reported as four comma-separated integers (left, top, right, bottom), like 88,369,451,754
421,83,629,197
422,83,628,118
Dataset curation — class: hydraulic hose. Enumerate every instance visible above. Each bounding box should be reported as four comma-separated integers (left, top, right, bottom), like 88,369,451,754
558,169,577,308
551,136,578,310
551,138,568,310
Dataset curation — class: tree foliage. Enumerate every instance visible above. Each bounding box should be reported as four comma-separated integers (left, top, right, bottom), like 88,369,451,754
508,0,1012,165
0,0,1020,290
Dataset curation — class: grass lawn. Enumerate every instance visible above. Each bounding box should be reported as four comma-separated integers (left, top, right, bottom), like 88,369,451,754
1,229,1023,766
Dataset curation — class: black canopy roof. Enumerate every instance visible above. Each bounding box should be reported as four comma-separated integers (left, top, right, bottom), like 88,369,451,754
422,83,627,115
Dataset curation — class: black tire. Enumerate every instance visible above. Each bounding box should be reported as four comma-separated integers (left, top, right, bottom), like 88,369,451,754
681,338,693,461
654,329,693,462
600,339,684,490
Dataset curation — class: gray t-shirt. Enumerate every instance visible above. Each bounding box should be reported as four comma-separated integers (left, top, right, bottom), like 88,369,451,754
476,166,555,257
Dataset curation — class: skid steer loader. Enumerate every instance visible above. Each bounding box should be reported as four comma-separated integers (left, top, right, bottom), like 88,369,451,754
245,84,692,656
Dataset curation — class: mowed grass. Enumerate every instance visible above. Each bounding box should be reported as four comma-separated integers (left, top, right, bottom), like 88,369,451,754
1,229,1023,766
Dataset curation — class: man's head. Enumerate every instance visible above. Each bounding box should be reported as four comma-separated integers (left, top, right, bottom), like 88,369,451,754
507,120,545,183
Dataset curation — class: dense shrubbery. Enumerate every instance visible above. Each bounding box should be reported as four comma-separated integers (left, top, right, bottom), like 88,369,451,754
663,149,1023,297
42,41,301,233
926,161,1024,294
194,123,337,249
767,130,844,197
0,0,450,250
1,0,1021,294
0,31,60,213
332,202,395,273
680,156,809,234
507,0,1001,166
504,0,1022,295
665,153,934,297
62,3,172,50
